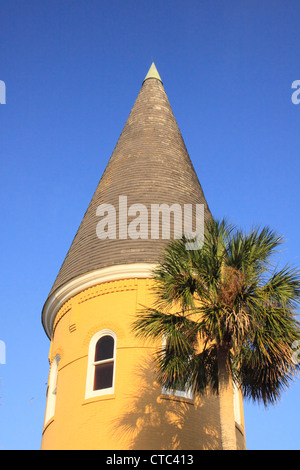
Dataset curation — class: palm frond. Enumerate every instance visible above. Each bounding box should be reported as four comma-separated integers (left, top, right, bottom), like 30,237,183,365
152,237,196,310
132,307,199,356
131,218,300,407
257,265,300,309
227,226,283,275
154,342,219,395
238,343,300,405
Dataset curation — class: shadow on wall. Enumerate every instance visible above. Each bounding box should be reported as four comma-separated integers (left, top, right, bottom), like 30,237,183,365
110,357,221,450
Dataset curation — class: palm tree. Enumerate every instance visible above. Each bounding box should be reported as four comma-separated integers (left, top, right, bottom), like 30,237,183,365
132,219,300,450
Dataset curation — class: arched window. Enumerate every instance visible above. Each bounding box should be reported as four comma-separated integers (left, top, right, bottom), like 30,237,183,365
44,355,60,424
85,330,116,399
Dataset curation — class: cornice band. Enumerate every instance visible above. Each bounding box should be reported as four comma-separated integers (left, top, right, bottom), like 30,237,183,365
42,263,156,338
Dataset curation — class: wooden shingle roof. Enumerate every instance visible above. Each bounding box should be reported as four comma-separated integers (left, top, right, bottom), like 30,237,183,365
46,63,211,301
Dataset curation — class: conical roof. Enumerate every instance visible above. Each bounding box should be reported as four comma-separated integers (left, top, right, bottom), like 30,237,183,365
46,63,211,300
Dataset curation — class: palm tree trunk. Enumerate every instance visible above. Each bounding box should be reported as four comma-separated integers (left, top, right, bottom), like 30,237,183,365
217,345,237,450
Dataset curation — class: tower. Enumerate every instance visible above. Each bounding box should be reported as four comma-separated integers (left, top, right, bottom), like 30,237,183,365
41,63,246,450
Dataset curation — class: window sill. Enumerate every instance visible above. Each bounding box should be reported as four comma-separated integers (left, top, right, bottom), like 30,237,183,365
83,393,116,405
159,394,194,405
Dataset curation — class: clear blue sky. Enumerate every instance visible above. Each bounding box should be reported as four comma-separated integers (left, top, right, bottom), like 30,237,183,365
0,0,300,450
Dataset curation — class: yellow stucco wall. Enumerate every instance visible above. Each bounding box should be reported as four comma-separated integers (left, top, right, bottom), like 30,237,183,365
41,278,246,450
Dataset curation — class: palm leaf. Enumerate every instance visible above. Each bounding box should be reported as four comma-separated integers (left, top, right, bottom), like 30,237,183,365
132,218,300,408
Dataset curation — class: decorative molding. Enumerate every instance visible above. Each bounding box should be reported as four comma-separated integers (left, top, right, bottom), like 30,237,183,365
83,321,125,348
42,263,156,338
50,347,64,364
52,279,139,337
52,303,71,337
78,278,138,305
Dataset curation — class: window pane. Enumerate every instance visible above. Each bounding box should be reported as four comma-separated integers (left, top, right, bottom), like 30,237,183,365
94,362,114,391
94,335,114,362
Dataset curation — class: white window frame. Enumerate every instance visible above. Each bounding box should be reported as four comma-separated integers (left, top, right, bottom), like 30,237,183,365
161,336,193,400
233,381,241,426
162,384,193,400
85,329,117,399
44,354,60,424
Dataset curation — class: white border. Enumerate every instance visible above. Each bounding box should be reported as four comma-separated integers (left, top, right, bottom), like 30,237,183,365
85,330,117,399
233,381,241,425
44,354,61,424
42,263,156,338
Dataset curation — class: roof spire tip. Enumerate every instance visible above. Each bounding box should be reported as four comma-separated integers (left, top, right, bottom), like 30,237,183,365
143,62,162,83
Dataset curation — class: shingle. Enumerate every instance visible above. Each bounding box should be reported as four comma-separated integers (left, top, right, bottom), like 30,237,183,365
46,65,211,300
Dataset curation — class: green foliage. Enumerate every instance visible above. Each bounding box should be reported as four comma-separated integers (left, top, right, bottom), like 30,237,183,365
132,219,300,406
